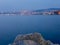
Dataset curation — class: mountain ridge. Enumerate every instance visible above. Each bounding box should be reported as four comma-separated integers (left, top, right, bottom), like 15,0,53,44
33,8,60,12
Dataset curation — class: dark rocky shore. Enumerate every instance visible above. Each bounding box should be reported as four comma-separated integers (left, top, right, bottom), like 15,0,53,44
9,33,59,45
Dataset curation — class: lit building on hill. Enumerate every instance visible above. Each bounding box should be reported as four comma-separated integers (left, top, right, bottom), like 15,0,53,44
58,11,60,15
54,11,60,15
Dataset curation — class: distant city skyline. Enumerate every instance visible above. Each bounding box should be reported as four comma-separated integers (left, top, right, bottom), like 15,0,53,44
0,0,60,11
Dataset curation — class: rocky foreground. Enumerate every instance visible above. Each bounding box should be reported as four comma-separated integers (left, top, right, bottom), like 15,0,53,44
9,33,59,45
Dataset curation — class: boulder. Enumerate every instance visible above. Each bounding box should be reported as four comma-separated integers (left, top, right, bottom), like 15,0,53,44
9,32,59,45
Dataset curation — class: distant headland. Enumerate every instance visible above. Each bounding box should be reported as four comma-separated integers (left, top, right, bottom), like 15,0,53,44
0,8,60,15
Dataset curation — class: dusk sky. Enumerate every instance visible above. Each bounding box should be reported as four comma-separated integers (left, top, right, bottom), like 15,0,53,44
0,0,60,11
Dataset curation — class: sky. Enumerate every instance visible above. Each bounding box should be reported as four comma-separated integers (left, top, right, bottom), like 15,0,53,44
0,0,60,11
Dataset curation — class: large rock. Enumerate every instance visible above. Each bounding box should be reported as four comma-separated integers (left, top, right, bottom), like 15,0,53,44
9,32,59,45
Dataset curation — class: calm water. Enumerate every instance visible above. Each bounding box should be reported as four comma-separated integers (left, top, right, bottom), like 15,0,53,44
0,15,60,45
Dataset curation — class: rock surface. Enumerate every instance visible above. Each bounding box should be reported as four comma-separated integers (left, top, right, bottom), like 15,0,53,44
9,32,59,45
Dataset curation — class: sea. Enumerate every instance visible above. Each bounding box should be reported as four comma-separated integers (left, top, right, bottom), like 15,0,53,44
0,15,60,45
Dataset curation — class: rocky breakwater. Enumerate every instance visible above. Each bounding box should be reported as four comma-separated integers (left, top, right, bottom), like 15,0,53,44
9,33,59,45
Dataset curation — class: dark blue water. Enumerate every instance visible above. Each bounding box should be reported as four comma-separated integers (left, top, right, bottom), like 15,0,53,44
0,15,60,45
